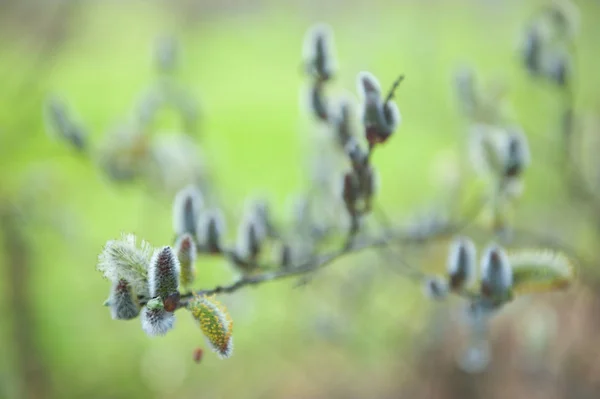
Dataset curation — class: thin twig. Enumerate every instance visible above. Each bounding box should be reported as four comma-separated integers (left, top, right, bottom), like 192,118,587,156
384,74,405,105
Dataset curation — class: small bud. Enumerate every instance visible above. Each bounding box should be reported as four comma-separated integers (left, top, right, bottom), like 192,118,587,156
188,295,234,359
251,199,276,239
302,23,336,81
141,297,175,337
236,215,264,262
148,246,180,300
508,249,575,295
197,208,226,254
175,234,197,290
109,279,141,320
163,292,181,312
193,348,204,364
480,244,513,302
173,185,203,238
357,72,401,145
423,276,449,301
522,26,542,76
97,233,155,298
447,236,477,291
503,128,531,178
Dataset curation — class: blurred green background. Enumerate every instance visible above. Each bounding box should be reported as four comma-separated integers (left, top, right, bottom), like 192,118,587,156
1,0,600,398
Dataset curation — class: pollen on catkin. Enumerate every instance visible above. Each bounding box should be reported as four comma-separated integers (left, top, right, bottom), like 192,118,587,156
148,246,180,300
109,279,140,320
187,295,234,359
175,234,197,290
172,184,203,237
447,236,477,291
141,297,175,337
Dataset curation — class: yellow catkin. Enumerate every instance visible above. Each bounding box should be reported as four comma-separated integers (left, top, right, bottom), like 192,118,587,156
188,295,234,359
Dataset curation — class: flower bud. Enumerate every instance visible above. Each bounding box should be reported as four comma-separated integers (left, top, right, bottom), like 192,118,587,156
141,297,175,337
357,72,401,145
148,246,180,300
423,276,449,301
302,23,336,81
236,215,264,262
480,244,513,302
109,279,141,320
188,295,234,359
172,185,203,238
197,208,226,254
503,128,531,178
447,236,477,291
522,26,542,76
175,234,196,290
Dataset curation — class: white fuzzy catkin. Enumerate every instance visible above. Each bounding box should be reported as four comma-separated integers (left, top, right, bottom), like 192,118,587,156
236,214,265,261
302,23,336,79
480,244,513,298
447,236,477,290
197,208,226,251
172,184,203,237
109,279,140,320
97,233,154,298
141,298,175,337
148,246,181,299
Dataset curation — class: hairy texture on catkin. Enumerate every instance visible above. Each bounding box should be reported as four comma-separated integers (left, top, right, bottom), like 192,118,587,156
480,244,513,301
302,23,336,81
141,298,175,337
188,295,234,359
109,279,140,320
197,208,226,253
172,185,203,237
175,234,197,290
97,233,154,298
447,236,477,291
148,246,180,300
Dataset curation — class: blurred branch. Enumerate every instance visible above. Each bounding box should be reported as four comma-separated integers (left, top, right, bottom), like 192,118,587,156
0,201,50,399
